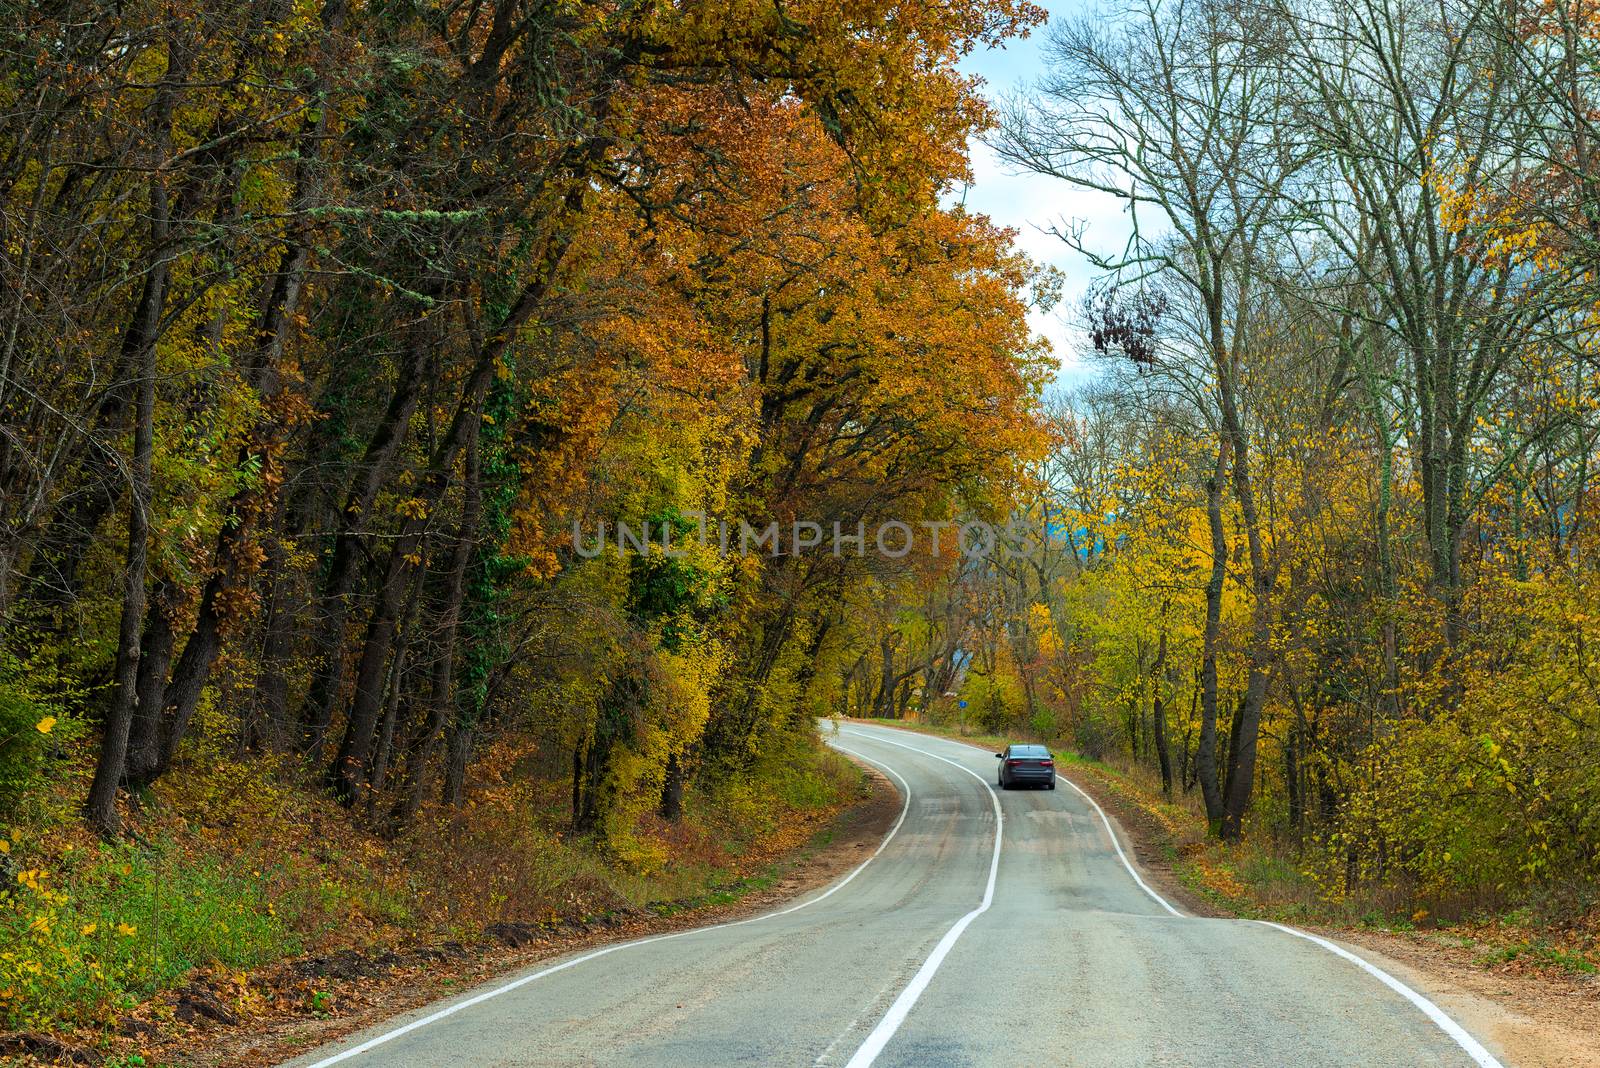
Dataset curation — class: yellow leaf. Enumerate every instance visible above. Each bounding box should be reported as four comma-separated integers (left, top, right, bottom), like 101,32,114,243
116,923,137,937
80,923,97,936
34,716,55,734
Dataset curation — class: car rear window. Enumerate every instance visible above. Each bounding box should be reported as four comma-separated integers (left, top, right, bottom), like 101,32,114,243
1013,745,1050,758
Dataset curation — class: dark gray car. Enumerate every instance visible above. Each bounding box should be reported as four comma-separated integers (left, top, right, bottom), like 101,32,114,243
995,744,1056,789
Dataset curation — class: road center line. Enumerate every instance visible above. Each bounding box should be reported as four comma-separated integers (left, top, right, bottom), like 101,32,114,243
813,970,903,1067
847,725,1180,917
834,730,1003,1068
298,744,913,1068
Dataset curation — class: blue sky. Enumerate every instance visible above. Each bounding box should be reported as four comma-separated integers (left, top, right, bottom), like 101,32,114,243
955,3,1129,388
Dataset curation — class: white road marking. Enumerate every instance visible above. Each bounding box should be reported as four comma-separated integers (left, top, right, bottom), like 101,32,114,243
1050,772,1183,916
846,722,1507,1068
297,745,913,1068
813,971,904,1066
300,720,1507,1068
847,725,1179,916
834,730,1004,1068
1260,922,1506,1068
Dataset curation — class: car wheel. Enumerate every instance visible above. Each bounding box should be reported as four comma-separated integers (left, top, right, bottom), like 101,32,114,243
1047,781,1056,791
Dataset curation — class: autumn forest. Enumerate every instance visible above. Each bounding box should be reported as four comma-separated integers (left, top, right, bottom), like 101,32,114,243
2,0,1599,1046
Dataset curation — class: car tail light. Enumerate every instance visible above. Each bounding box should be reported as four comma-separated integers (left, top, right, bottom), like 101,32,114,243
1041,759,1054,768
1005,759,1019,767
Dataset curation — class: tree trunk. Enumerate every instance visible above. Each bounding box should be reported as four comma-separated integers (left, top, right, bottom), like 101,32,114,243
571,727,609,835
1195,449,1228,832
1215,357,1275,841
875,631,896,717
414,438,480,815
1284,718,1302,836
252,534,296,751
85,43,187,835
441,711,475,807
659,752,684,821
119,49,337,787
86,342,158,837
569,737,586,829
328,549,425,805
298,333,432,760
1151,628,1173,797
786,613,836,730
1222,693,1243,809
124,577,191,786
365,580,422,814
1222,640,1270,840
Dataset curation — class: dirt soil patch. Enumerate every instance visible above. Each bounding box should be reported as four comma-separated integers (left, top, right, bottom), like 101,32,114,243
1333,927,1600,1068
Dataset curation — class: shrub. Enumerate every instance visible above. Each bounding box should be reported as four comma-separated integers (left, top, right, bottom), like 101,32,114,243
961,670,1020,734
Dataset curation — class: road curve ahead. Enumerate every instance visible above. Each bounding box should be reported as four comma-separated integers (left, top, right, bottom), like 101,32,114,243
280,722,1505,1068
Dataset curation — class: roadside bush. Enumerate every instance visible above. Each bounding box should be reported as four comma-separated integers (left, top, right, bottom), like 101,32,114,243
1310,575,1600,915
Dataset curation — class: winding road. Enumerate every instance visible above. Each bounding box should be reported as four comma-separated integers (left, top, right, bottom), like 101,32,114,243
281,721,1506,1068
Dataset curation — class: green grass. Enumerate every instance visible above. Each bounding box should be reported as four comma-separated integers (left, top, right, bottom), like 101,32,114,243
0,836,299,1030
1475,938,1598,973
646,871,782,916
640,789,862,920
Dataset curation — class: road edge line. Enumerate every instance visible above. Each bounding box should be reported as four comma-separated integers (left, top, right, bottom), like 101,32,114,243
1258,922,1505,1068
842,723,1504,1066
296,745,914,1068
1050,773,1183,916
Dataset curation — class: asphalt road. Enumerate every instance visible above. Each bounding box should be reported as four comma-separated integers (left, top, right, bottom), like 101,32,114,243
281,722,1505,1068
